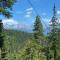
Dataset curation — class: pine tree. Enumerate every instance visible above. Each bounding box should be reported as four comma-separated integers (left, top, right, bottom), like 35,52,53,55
0,0,16,18
33,16,43,40
0,20,3,48
0,0,16,60
33,16,44,60
48,4,59,60
0,20,4,60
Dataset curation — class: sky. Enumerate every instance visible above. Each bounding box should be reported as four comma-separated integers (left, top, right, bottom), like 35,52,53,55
1,0,60,32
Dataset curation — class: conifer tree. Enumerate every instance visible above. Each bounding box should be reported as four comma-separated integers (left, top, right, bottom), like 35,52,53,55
33,16,44,60
33,16,43,40
48,4,59,60
0,0,16,18
0,20,3,60
0,0,16,60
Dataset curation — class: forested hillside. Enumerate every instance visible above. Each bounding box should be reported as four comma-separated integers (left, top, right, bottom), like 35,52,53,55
4,30,33,48
3,30,46,60
0,0,60,60
2,30,33,60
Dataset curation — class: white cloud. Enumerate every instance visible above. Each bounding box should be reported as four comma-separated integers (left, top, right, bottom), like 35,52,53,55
25,14,31,18
2,19,19,29
25,12,32,18
26,7,33,11
3,19,18,25
27,11,32,14
57,10,60,15
25,7,33,18
58,19,60,23
2,19,33,31
25,11,32,18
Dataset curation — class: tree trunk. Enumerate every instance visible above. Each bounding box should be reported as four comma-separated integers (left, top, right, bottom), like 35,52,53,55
0,48,2,60
54,49,57,60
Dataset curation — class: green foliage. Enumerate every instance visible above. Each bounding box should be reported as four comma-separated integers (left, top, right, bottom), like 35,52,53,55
47,4,59,60
17,39,45,60
0,3,60,60
0,20,6,60
0,0,16,18
33,16,43,39
0,20,4,48
3,30,33,60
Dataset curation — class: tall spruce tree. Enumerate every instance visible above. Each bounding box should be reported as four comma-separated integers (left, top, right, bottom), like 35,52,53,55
48,4,59,60
0,0,16,60
33,16,43,40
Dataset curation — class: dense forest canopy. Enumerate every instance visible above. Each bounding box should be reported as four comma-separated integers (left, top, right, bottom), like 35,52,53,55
0,0,60,60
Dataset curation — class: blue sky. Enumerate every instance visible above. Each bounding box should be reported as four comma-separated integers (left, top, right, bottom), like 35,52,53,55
1,0,60,32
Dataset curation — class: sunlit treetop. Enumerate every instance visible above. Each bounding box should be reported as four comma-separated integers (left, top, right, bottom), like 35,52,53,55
0,0,16,18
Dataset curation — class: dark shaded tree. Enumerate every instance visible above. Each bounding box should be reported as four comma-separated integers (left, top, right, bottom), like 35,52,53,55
0,0,16,60
48,4,59,60
0,20,4,60
0,0,16,18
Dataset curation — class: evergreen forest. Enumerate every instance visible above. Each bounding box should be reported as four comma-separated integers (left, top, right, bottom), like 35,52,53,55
0,0,60,60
